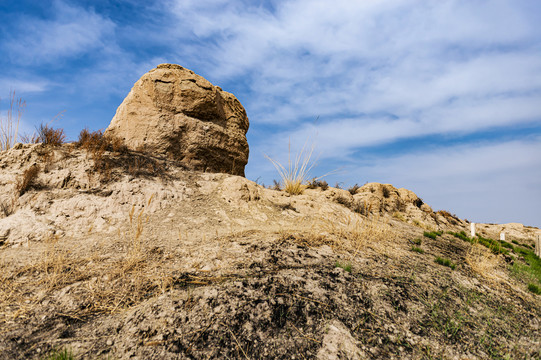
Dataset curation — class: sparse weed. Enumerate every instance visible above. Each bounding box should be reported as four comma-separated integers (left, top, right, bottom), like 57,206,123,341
412,238,422,245
43,347,76,360
0,90,25,151
335,261,352,272
435,256,456,270
411,246,424,254
348,184,360,195
306,179,328,191
16,164,40,195
382,186,390,198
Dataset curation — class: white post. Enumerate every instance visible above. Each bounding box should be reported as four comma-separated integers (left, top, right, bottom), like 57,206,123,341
536,235,541,258
500,232,505,242
470,223,476,238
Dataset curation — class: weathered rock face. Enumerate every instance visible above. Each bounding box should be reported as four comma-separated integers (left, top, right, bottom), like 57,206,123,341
105,64,249,176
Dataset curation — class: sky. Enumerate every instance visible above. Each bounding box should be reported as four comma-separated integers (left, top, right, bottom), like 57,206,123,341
1,0,540,227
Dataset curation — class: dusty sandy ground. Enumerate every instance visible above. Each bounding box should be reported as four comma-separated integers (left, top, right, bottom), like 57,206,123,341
1,143,540,359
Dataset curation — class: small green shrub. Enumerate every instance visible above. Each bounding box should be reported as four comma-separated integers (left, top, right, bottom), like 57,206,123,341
435,256,456,270
335,261,352,273
450,231,471,242
512,240,519,245
424,231,440,240
412,238,422,245
43,348,76,360
528,283,541,295
411,246,424,254
499,241,514,250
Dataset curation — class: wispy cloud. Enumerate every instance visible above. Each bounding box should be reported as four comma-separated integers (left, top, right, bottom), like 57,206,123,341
4,0,115,65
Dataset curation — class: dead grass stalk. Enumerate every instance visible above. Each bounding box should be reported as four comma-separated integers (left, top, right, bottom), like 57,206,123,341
0,90,25,151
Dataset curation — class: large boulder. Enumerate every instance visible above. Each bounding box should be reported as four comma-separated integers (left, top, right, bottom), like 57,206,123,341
105,64,249,176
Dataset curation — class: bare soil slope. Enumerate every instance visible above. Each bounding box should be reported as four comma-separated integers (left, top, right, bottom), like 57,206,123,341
1,143,540,359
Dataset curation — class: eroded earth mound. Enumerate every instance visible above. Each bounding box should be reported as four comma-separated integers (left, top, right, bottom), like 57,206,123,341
0,143,540,359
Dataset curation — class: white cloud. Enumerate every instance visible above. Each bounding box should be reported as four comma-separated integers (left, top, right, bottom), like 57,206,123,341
5,0,115,65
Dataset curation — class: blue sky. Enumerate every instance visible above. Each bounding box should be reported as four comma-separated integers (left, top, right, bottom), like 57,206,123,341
1,0,540,227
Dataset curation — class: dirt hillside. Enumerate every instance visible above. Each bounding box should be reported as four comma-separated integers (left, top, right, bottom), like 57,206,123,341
1,142,540,359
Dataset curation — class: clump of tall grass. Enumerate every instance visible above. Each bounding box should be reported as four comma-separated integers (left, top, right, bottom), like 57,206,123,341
0,90,25,151
265,139,318,195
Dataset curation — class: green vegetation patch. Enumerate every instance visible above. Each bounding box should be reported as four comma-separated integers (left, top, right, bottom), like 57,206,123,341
335,261,352,273
435,256,456,270
43,348,76,360
411,246,424,254
423,231,441,240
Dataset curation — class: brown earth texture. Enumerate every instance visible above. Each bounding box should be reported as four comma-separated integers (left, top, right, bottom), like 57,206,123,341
0,142,540,359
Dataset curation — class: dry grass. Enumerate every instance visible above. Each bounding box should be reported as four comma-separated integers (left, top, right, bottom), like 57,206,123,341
265,140,318,195
0,197,179,324
16,164,41,196
0,90,25,151
466,242,502,280
277,214,399,260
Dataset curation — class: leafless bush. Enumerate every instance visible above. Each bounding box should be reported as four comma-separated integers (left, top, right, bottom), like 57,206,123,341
35,124,66,146
16,164,40,196
348,183,360,195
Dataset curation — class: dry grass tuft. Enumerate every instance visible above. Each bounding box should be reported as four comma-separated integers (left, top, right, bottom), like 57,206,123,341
265,140,318,195
0,90,25,151
16,164,41,196
466,242,502,280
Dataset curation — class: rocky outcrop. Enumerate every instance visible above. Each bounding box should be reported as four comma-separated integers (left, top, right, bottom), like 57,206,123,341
353,182,433,214
105,64,249,176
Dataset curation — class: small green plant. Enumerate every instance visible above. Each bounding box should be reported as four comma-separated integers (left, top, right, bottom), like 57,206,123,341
528,283,541,295
411,246,424,254
512,240,519,245
449,231,471,242
335,261,352,273
265,140,318,195
43,348,76,360
435,256,456,270
424,231,439,240
412,238,422,245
